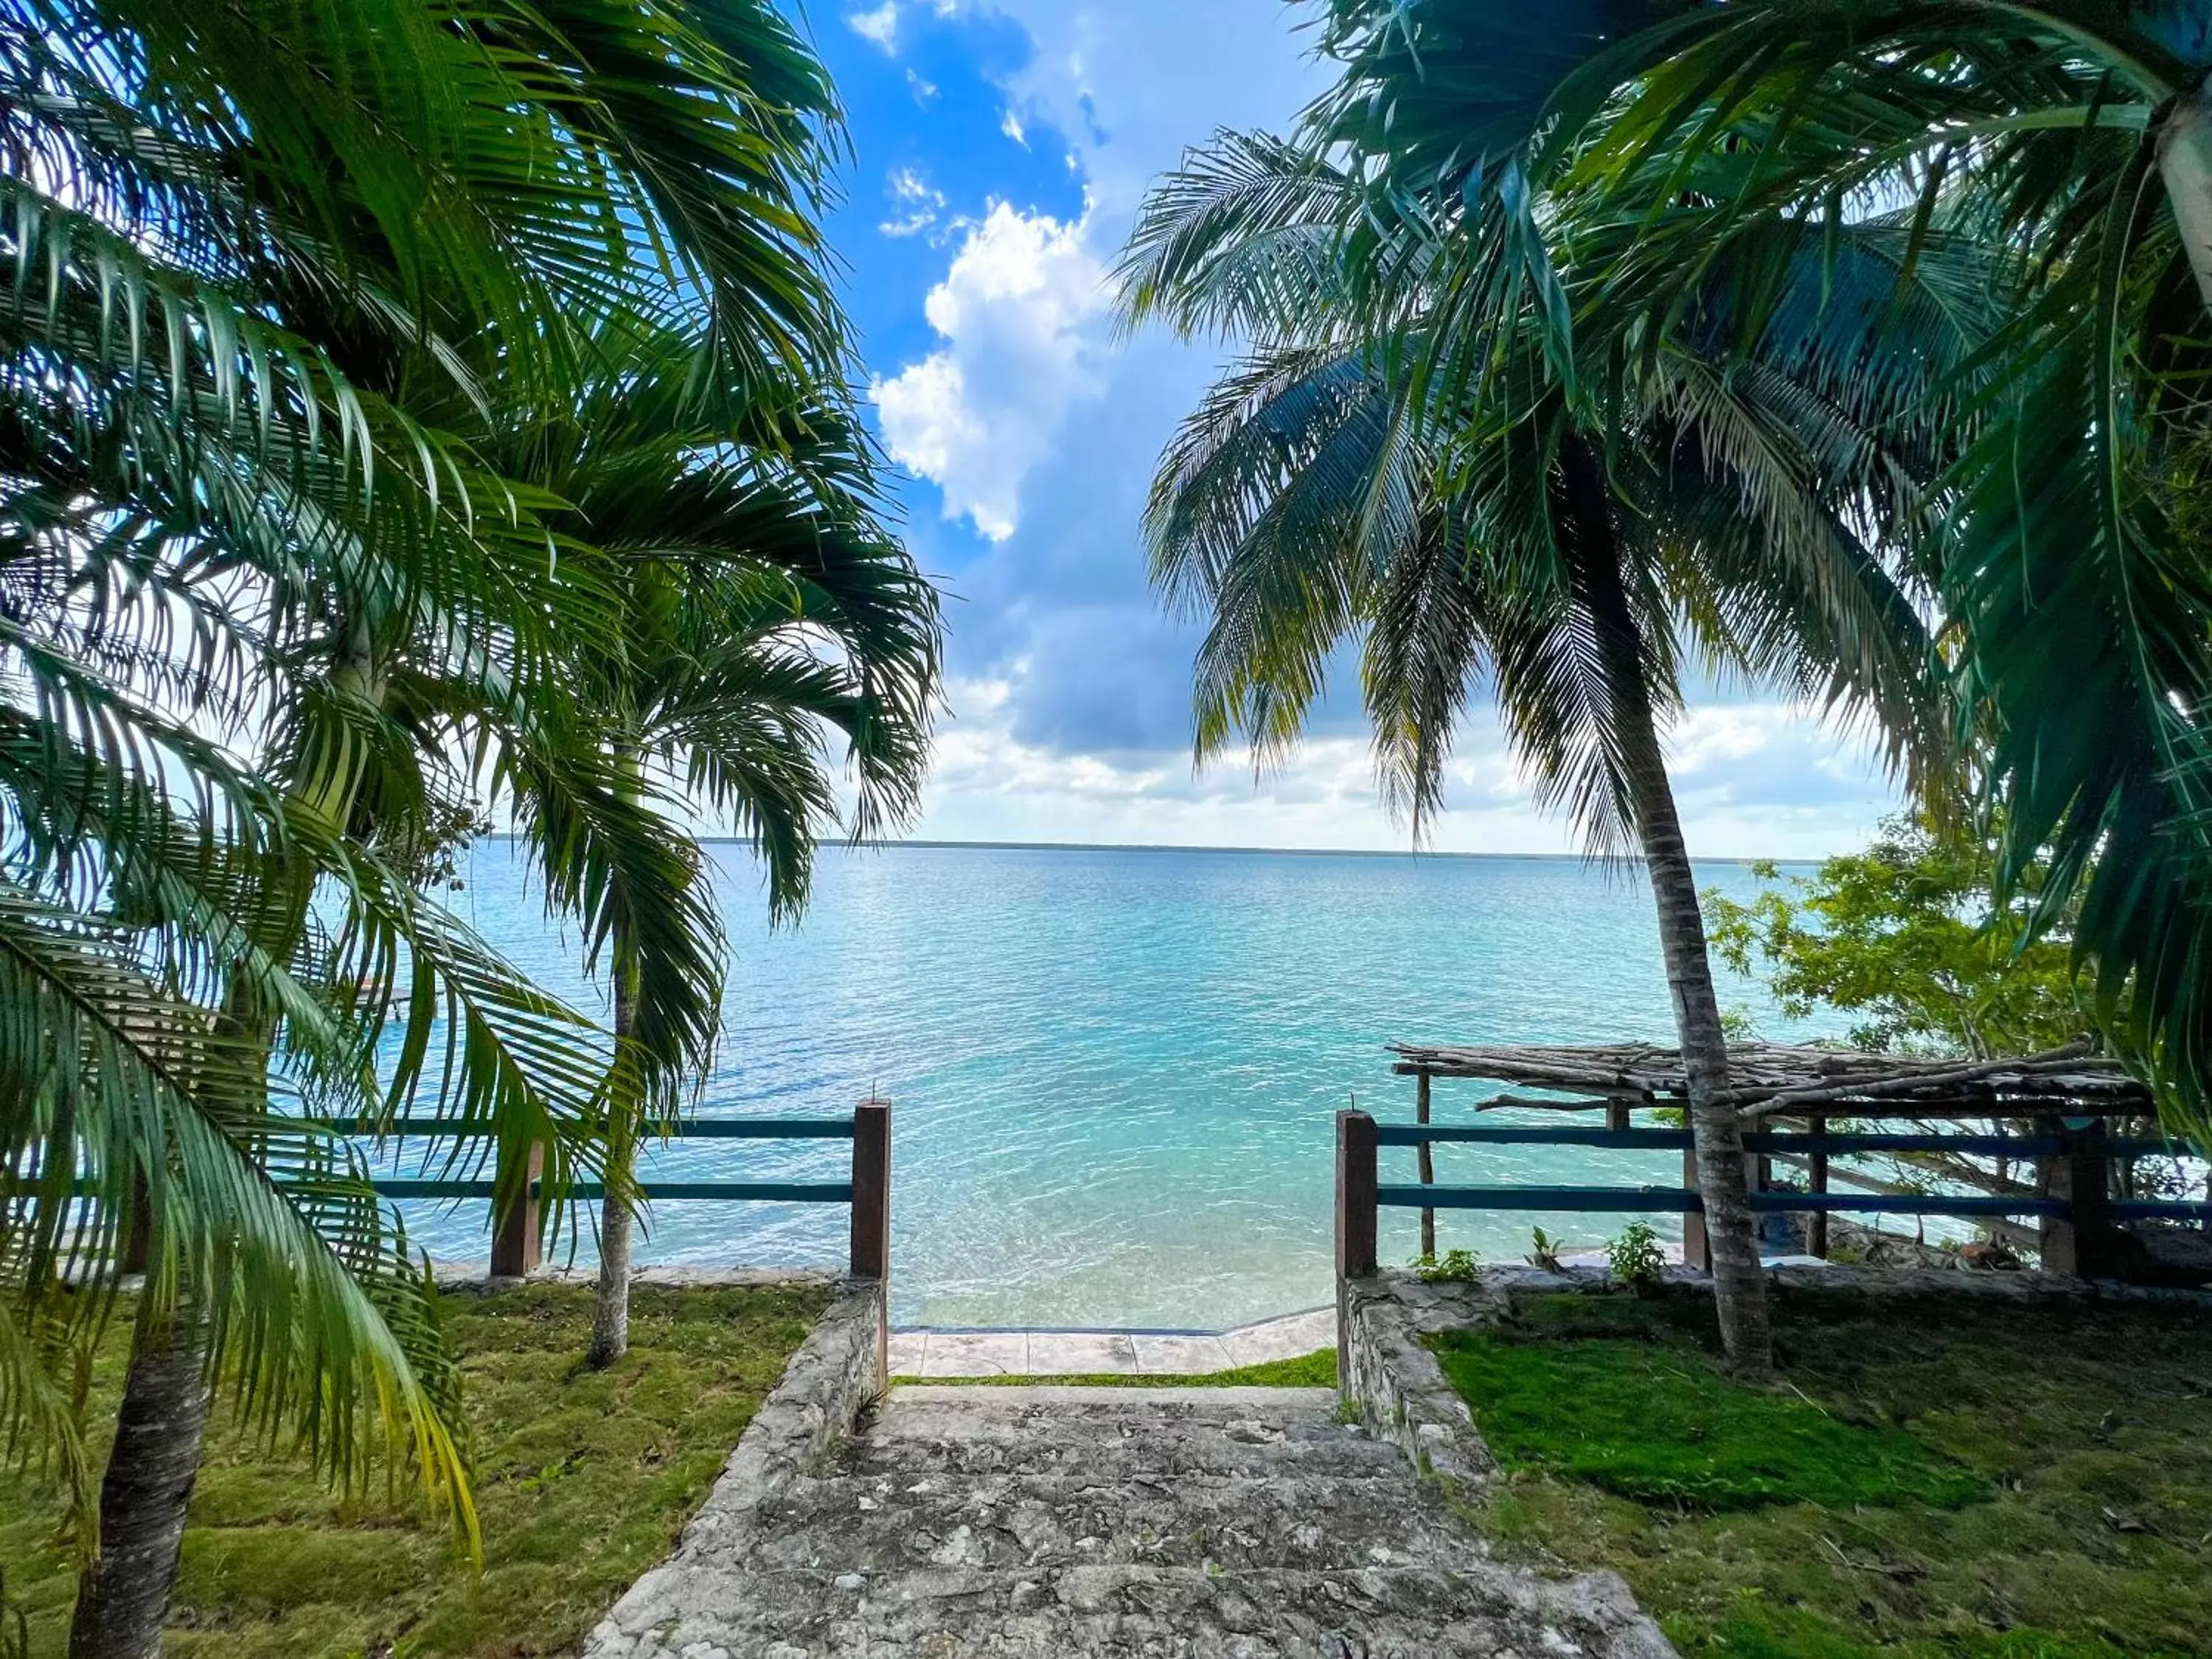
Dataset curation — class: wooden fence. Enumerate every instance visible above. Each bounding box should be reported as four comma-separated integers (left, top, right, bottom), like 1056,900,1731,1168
1335,1103,2210,1283
354,1099,892,1281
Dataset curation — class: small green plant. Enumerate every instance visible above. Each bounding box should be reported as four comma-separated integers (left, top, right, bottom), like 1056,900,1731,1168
1607,1222,1666,1293
1413,1248,1481,1283
1527,1227,1565,1273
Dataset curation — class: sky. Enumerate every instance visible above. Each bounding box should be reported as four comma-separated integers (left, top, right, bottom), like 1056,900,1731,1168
802,0,1905,859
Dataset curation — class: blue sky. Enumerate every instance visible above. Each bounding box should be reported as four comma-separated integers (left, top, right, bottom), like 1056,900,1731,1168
803,0,1902,858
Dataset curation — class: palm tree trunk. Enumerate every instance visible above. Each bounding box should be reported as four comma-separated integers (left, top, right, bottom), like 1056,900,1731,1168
586,961,639,1370
2158,78,2212,312
1562,434,1773,1374
67,1295,211,1659
587,737,644,1370
72,616,392,1652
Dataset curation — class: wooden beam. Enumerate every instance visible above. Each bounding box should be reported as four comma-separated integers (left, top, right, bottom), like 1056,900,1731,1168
2042,1120,2121,1279
1807,1111,1829,1260
1337,1110,1378,1281
849,1099,891,1281
1416,1070,1436,1260
490,1140,543,1278
1336,1108,1378,1395
1764,1150,2040,1254
1680,1142,1710,1273
849,1098,891,1389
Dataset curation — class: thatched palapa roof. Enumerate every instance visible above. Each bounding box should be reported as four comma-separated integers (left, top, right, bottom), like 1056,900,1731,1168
1389,1040,2152,1121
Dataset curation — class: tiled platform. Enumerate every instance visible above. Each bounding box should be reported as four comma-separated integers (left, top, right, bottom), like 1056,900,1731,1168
887,1304,1335,1379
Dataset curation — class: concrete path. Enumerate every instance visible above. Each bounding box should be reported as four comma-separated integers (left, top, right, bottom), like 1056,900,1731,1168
587,1382,1671,1658
888,1307,1335,1380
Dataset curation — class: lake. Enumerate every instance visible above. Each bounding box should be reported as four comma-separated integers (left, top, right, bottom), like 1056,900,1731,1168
391,840,1836,1328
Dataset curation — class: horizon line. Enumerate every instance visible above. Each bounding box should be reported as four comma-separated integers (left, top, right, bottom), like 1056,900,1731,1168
485,833,1812,866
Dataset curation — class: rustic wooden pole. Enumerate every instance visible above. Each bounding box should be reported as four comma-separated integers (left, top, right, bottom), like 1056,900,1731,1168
1680,1141,1710,1273
849,1099,891,1280
2044,1119,2118,1279
490,1139,543,1278
1606,1100,1631,1133
1807,1112,1829,1260
849,1099,892,1388
1335,1109,1378,1390
1416,1069,1436,1260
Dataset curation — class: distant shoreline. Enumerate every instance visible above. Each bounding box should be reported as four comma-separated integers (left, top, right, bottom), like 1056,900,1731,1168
479,834,1816,866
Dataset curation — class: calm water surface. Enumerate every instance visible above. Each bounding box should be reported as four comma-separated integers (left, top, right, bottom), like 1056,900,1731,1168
392,841,1837,1328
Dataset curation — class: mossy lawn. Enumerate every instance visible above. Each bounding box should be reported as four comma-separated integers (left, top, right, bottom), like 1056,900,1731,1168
0,1280,827,1658
1440,1289,2212,1658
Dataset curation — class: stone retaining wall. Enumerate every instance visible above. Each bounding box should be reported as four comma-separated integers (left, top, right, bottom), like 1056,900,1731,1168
583,1276,886,1659
1338,1259,2212,1495
1338,1270,1503,1495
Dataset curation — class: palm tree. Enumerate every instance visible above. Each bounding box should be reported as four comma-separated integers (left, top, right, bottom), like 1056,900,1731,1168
470,333,939,1368
1120,123,1964,1371
1302,0,2212,1129
1,1,892,1652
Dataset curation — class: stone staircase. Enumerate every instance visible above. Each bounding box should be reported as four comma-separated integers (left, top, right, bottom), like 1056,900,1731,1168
588,1382,1671,1658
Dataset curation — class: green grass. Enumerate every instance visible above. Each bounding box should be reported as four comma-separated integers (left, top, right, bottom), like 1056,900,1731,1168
892,1344,1335,1390
1443,1290,2212,1658
1432,1331,1983,1511
1,1280,827,1659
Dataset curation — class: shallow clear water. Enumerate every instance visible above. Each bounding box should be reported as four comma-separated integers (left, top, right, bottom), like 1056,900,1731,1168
389,841,1837,1328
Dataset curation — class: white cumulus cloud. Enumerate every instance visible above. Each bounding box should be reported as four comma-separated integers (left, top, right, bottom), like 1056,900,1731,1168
846,1,899,50
879,167,949,239
870,201,1108,541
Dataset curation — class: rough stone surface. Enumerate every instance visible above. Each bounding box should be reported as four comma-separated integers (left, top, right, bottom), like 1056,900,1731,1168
888,1307,1339,1380
1340,1273,1504,1496
585,1379,1672,1658
584,1279,886,1655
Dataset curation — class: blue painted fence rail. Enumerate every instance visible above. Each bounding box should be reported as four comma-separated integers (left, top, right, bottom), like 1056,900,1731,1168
330,1103,891,1280
1337,1103,2211,1285
1374,1184,2067,1218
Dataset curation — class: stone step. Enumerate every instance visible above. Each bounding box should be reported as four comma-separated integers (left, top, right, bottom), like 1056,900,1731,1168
587,1293,1676,1659
648,1560,1656,1659
742,1467,1478,1575
883,1383,1345,1417
846,1430,1410,1481
856,1413,1405,1482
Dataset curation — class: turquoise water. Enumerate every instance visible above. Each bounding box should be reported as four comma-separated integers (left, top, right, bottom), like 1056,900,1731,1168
394,841,1835,1328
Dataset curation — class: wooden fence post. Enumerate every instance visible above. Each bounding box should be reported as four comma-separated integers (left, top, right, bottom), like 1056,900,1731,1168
849,1099,891,1280
2042,1119,2118,1279
490,1139,543,1278
1807,1112,1829,1260
1336,1108,1378,1390
1681,1141,1710,1273
1416,1070,1436,1260
849,1099,891,1388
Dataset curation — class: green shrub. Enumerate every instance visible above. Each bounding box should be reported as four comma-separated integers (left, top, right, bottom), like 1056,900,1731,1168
1411,1248,1481,1283
1607,1222,1666,1290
